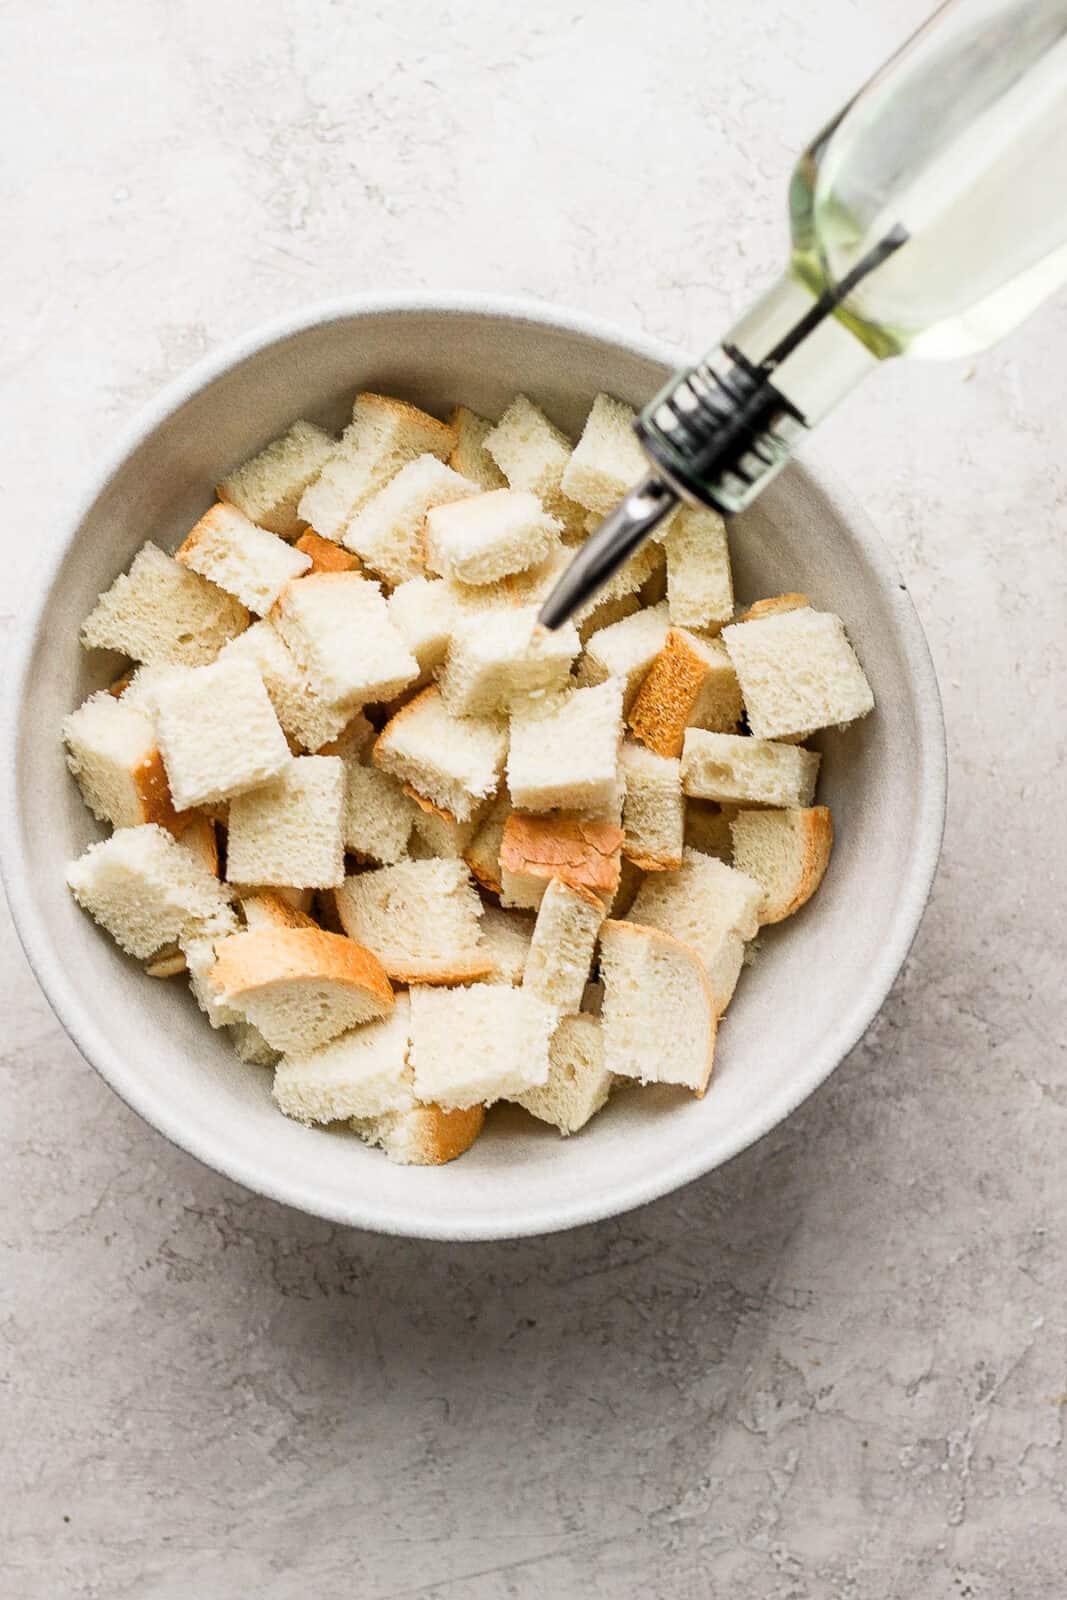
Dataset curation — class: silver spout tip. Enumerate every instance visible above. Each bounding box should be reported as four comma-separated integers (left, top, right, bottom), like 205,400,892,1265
536,474,679,631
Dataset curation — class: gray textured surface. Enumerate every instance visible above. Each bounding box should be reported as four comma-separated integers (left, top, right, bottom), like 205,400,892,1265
2,2,1065,1596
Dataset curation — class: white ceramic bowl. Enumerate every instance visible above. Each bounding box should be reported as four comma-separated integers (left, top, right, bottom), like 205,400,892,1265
0,294,945,1240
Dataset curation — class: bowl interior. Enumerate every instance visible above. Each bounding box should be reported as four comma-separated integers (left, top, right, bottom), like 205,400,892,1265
3,301,944,1238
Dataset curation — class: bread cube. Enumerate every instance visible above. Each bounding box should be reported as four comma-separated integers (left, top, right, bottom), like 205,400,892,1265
662,506,734,630
229,1020,281,1066
721,607,875,739
409,983,555,1108
226,756,345,889
576,591,641,646
629,846,762,1011
628,628,742,758
352,1098,485,1166
426,488,561,587
479,904,534,985
272,573,418,704
499,813,623,910
515,1013,612,1135
619,742,684,870
682,730,821,808
66,823,232,959
578,600,670,710
409,806,481,860
342,762,419,865
153,656,290,810
447,405,506,491
600,921,718,1096
180,905,242,1027
344,455,480,584
373,685,507,824
439,605,579,717
219,622,361,753
238,890,319,932
483,393,585,537
210,926,394,1053
273,994,412,1124
80,541,249,667
294,530,363,575
334,858,491,984
463,791,512,895
218,418,335,537
560,392,649,517
63,690,180,832
176,502,311,615
507,679,623,813
684,800,734,861
523,878,605,1014
729,806,833,924
388,576,456,682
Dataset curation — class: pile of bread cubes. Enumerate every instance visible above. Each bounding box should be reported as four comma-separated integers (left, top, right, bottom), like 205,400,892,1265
63,387,874,1167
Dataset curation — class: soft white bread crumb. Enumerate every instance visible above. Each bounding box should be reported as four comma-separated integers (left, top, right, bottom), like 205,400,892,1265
729,805,833,924
560,392,648,517
218,621,360,753
316,711,375,762
507,679,623,813
682,730,821,807
229,1019,282,1066
438,605,579,717
226,756,345,889
576,591,641,647
482,394,585,537
409,983,555,1108
628,846,762,1011
628,628,742,758
210,926,394,1053
297,392,456,541
352,1099,485,1166
273,994,412,1124
272,573,418,705
499,812,623,910
515,1013,612,1135
684,800,734,861
176,502,311,615
388,576,456,682
619,742,684,870
181,905,242,1026
66,823,232,959
218,419,336,537
294,530,363,575
479,904,534,984
663,506,734,630
113,663,184,717
334,858,491,984
373,685,507,823
409,806,481,860
721,607,875,739
599,920,718,1096
344,455,480,584
447,405,506,490
80,541,249,667
463,791,512,894
342,761,419,865
63,691,179,832
152,656,291,810
426,489,561,587
522,878,605,1014
578,600,670,710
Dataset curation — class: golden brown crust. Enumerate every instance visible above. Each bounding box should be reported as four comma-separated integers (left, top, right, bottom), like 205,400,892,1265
109,669,134,699
401,782,457,824
356,392,457,457
734,806,833,925
132,748,183,834
294,531,362,575
379,955,494,985
624,848,682,873
211,927,394,1011
501,814,623,900
394,1102,485,1164
601,919,719,1097
627,629,710,758
737,593,810,623
174,503,233,566
174,811,219,875
240,890,319,932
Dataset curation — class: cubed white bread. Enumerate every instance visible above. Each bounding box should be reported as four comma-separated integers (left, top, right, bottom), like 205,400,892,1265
218,419,336,537
721,607,875,739
438,605,579,717
219,622,361,753
447,405,506,490
181,905,242,1026
522,878,605,1014
80,541,249,667
482,394,585,537
628,847,762,1011
175,502,311,615
152,656,291,810
729,806,833,924
210,926,394,1053
113,662,184,717
66,824,233,959
515,1013,612,1135
560,392,648,517
272,994,412,1124
479,904,534,984
352,1099,486,1166
408,983,555,1108
684,800,734,861
578,601,670,710
507,679,623,813
426,489,561,587
682,730,821,807
499,813,623,910
609,855,645,918
409,806,481,860
272,573,418,705
599,920,718,1096
736,593,810,623
63,690,180,832
388,576,456,682
229,1020,281,1066
226,756,346,889
344,455,480,584
576,591,641,647
293,530,363,575
463,791,512,894
663,506,734,630
619,742,684,871
373,686,507,824
334,858,491,984
297,392,456,541
239,890,319,932
628,629,742,759
341,761,419,865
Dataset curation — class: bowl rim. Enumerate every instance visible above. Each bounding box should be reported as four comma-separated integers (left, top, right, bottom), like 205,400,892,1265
0,290,947,1240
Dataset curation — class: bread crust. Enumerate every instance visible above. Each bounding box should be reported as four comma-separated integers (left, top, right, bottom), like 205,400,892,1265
737,593,810,623
240,890,319,932
294,531,362,575
732,805,833,924
211,927,394,1010
500,814,623,900
627,629,711,758
133,747,183,833
601,918,718,1096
